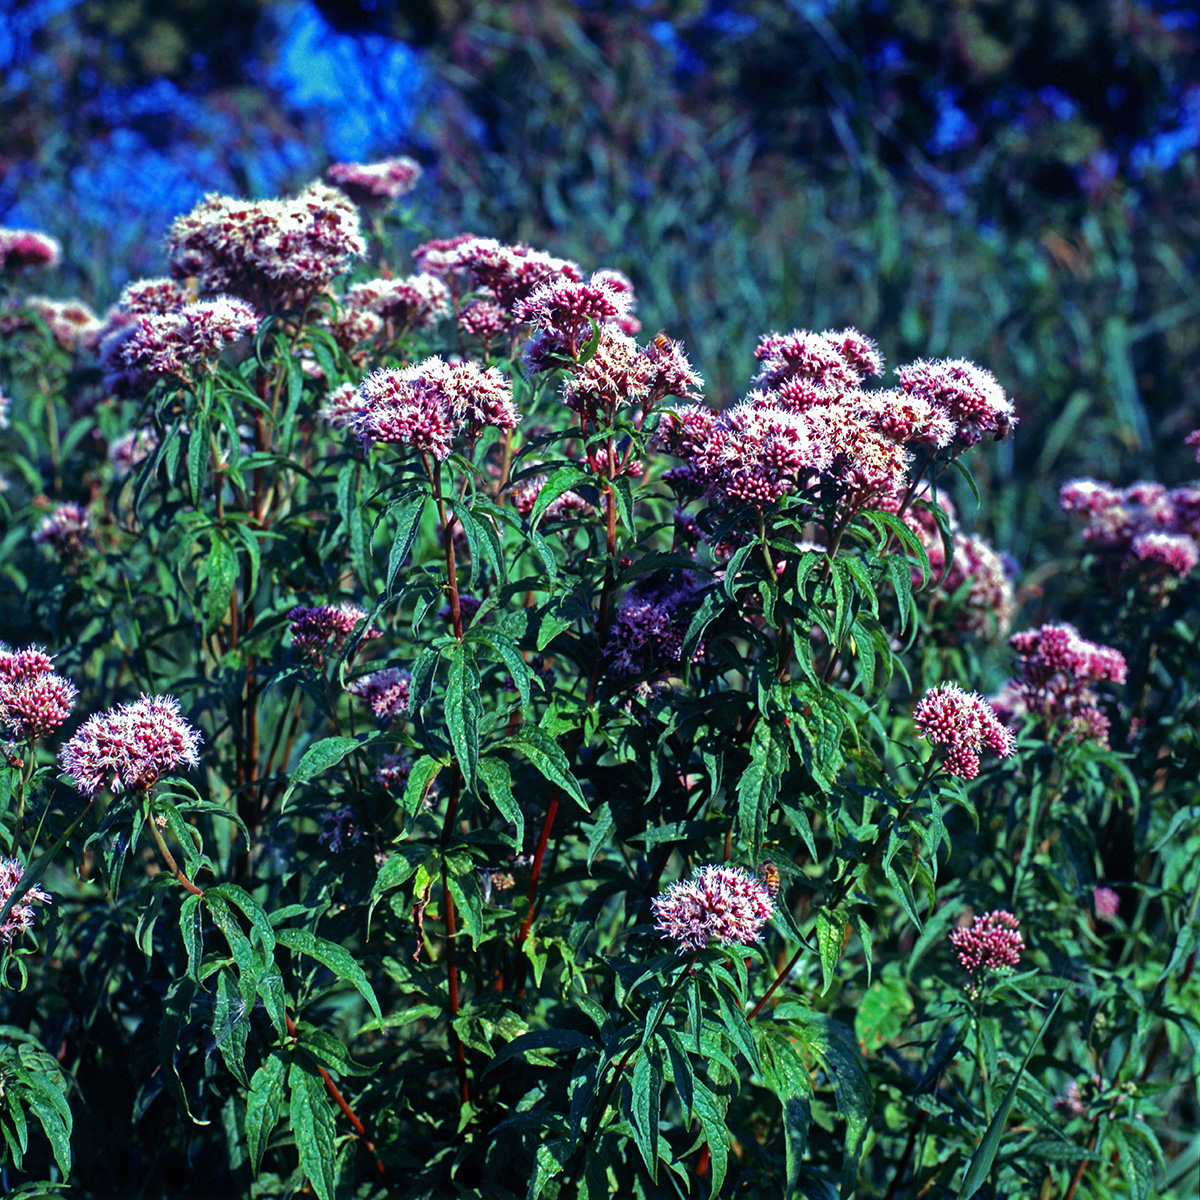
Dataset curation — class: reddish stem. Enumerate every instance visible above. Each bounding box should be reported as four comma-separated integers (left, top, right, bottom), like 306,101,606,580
440,782,470,1104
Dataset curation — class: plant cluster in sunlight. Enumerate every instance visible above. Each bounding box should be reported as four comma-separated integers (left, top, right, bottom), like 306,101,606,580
0,156,1196,1200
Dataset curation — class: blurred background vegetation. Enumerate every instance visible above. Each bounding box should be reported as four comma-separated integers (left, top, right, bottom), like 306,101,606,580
4,0,1200,596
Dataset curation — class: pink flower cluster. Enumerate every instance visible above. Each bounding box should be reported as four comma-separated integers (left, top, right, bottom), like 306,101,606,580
1,296,102,352
319,382,366,429
373,750,413,792
949,910,1024,976
652,863,775,953
912,683,1015,779
354,357,518,459
344,275,451,332
1060,475,1200,582
326,155,422,204
603,577,705,688
0,858,51,944
0,645,77,742
347,668,411,721
167,182,365,309
413,234,582,316
112,296,259,379
0,228,61,271
108,427,160,478
33,502,91,557
656,330,1010,512
1093,886,1120,920
994,624,1126,746
288,604,380,663
59,694,203,798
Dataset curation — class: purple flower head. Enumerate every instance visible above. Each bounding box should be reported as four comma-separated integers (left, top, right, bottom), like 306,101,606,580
1093,886,1120,920
0,646,77,742
109,427,160,477
288,604,379,663
603,576,705,687
167,183,364,309
558,327,654,420
949,910,1024,976
652,863,775,953
1004,624,1126,746
319,806,363,851
326,156,422,204
117,296,259,379
345,275,450,329
1187,428,1200,465
319,382,366,429
33,502,91,558
1131,531,1199,577
0,858,51,944
896,358,1015,447
752,329,862,394
0,228,61,271
59,694,203,798
374,750,413,792
347,668,411,722
3,296,102,352
913,684,1015,779
355,357,518,459
118,276,195,315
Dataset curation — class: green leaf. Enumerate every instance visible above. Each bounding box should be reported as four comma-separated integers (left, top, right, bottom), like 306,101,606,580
506,725,587,810
398,754,444,816
274,927,382,1020
476,755,524,846
278,736,362,808
446,640,482,792
691,1079,729,1196
815,909,845,995
288,1061,337,1200
629,1044,664,1179
482,1028,596,1075
530,465,589,529
736,718,788,850
23,1090,71,1178
203,530,238,635
386,493,428,596
956,990,1065,1200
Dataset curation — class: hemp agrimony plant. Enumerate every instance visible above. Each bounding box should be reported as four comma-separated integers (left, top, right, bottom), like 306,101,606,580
0,159,1195,1200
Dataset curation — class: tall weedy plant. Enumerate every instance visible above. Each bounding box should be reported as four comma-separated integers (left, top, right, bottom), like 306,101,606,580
0,162,1195,1199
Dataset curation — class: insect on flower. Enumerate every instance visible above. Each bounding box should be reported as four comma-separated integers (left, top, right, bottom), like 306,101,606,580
652,329,672,352
757,860,781,900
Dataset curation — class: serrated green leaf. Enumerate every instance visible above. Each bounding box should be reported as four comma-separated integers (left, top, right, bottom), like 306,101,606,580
246,1050,287,1174
274,927,382,1019
289,1061,337,1200
279,736,362,808
506,726,587,809
476,755,524,845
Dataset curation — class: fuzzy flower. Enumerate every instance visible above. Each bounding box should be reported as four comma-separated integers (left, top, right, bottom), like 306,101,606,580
347,668,411,721
355,357,518,459
118,276,195,314
117,296,259,378
374,750,413,792
1130,531,1199,577
1003,624,1125,746
0,646,78,742
59,694,203,798
319,806,363,851
457,299,511,346
913,684,1015,779
344,275,450,329
0,858,51,944
949,910,1023,977
327,156,422,204
508,466,593,522
641,334,706,405
0,228,61,271
652,863,775,953
167,183,364,309
1093,886,1120,920
108,427,160,477
603,577,705,686
319,382,366,429
752,329,862,394
288,604,379,663
896,358,1015,447
33,502,91,558
1,296,103,352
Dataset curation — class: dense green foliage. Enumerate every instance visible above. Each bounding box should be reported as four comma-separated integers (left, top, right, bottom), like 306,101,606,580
0,169,1197,1199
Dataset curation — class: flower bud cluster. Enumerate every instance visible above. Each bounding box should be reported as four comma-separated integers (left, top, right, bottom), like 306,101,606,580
0,857,51,944
326,156,422,204
912,683,1015,779
603,576,705,688
1,296,102,352
347,668,411,722
652,863,775,953
59,694,203,798
0,228,61,271
656,330,1011,513
113,296,259,380
354,356,518,459
1059,473,1200,583
33,502,91,558
288,604,380,663
949,910,1023,976
167,182,365,309
0,646,78,742
344,275,450,331
995,623,1126,746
